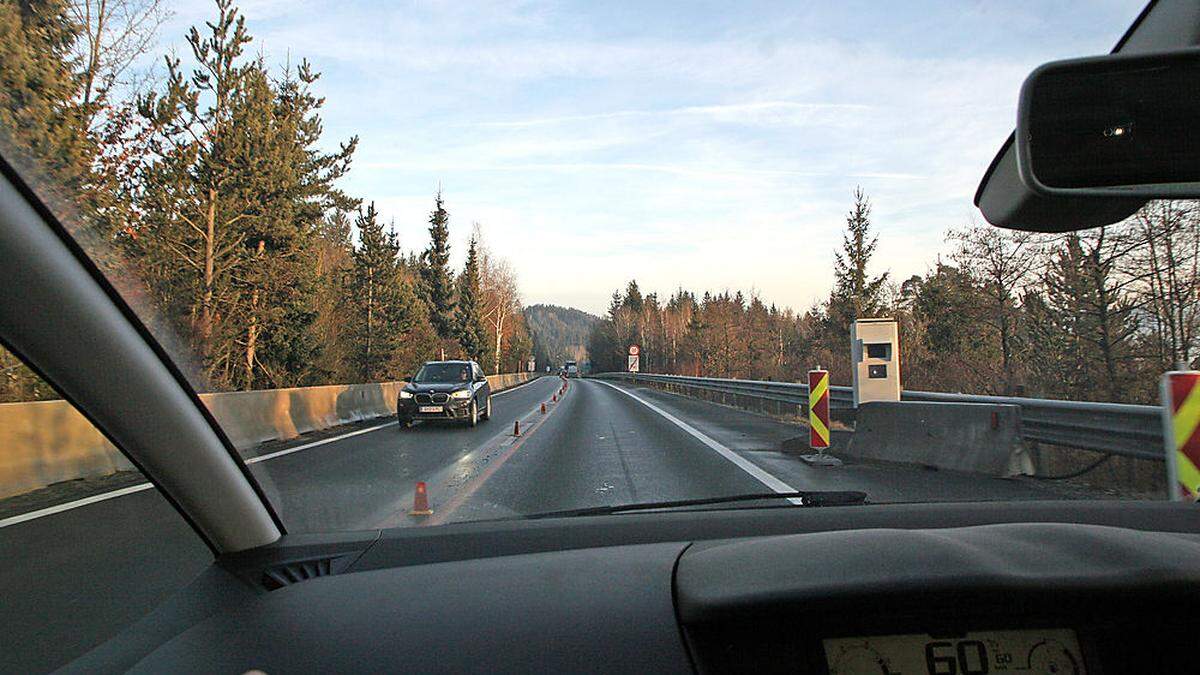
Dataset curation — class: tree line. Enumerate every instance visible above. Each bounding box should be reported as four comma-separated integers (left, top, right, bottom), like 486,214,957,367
0,0,531,401
524,304,597,371
589,190,1200,405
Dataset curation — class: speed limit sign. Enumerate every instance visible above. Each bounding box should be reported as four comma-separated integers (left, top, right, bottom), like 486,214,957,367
629,345,639,356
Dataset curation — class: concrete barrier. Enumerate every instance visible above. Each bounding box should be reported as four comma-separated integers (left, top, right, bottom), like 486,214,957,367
0,399,135,499
0,372,539,500
486,372,537,392
201,381,406,449
843,401,1033,477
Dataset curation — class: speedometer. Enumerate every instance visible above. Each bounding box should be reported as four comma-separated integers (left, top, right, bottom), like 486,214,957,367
824,629,1084,675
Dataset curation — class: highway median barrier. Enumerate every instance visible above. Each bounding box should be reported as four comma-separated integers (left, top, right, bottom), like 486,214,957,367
0,371,540,500
844,401,1033,477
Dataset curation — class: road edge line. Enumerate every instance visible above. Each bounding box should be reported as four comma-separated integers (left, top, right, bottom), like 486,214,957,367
1,420,396,528
0,482,156,528
245,421,393,464
592,379,803,505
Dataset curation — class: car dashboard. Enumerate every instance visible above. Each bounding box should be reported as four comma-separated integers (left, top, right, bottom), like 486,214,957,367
72,501,1200,674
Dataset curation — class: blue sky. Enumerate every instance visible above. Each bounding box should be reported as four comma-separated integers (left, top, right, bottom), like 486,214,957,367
161,0,1146,314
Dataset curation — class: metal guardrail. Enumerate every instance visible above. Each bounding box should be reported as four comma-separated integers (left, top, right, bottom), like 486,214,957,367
595,372,1164,462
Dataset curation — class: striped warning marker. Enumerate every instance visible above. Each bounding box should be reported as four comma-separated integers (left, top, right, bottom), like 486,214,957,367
809,369,830,450
1162,371,1200,501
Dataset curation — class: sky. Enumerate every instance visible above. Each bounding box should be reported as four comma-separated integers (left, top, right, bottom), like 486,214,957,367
157,0,1147,315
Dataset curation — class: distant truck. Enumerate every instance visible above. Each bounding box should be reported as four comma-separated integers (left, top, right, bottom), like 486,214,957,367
563,361,579,378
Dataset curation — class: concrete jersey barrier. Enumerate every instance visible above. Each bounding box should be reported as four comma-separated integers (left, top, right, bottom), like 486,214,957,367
0,372,539,500
844,401,1034,477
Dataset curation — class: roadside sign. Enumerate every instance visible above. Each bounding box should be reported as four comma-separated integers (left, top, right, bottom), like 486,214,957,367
809,369,830,450
628,354,640,372
629,345,640,356
1162,371,1200,501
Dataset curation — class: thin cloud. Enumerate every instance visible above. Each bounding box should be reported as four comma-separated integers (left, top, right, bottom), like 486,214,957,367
469,101,872,128
358,160,924,181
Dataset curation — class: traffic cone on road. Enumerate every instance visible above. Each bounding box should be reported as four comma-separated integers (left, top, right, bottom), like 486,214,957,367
513,420,521,436
409,481,433,516
541,402,546,414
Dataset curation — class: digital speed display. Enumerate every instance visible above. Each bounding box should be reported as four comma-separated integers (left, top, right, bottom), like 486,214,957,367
823,629,1084,675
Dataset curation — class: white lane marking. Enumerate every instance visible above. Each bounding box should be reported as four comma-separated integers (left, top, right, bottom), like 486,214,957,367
592,379,803,505
0,421,394,529
245,421,393,464
0,482,156,528
1,378,557,528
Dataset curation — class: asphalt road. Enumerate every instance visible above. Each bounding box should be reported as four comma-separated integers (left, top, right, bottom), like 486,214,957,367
0,375,1064,673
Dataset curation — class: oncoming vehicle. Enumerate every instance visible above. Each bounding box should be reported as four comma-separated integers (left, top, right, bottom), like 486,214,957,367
564,360,579,378
397,360,492,428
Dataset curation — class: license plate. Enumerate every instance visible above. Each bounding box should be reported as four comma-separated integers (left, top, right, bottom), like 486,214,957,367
418,405,442,413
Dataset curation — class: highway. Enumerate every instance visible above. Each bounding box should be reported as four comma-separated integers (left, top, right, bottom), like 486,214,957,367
0,375,1065,673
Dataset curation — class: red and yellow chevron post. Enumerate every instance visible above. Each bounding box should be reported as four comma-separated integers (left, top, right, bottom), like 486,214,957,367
809,368,830,450
1162,371,1200,501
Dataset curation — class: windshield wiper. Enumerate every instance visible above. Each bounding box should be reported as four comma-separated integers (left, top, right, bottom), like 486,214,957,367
522,490,869,519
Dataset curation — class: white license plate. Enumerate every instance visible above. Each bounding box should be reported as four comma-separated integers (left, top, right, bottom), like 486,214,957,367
418,405,443,413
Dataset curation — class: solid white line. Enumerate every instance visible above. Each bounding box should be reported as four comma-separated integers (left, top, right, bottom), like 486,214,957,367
592,379,803,505
0,482,156,528
1,377,559,528
2,419,397,528
245,421,393,464
491,375,554,397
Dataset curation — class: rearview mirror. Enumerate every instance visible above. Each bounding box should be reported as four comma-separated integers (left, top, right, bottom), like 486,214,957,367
1017,48,1200,198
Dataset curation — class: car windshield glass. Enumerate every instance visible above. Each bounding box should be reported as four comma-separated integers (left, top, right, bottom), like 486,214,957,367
0,0,1166,541
415,364,470,383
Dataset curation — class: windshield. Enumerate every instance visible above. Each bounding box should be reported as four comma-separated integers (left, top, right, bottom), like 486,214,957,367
414,363,471,384
0,0,1166,544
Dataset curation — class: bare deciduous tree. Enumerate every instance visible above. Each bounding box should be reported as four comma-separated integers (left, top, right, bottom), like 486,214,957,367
950,224,1041,393
70,0,171,127
476,229,523,375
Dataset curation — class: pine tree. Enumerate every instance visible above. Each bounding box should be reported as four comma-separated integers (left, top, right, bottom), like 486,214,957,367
419,189,455,340
0,0,89,189
454,234,488,360
345,203,421,381
831,187,889,322
0,0,91,403
312,211,354,381
132,0,356,389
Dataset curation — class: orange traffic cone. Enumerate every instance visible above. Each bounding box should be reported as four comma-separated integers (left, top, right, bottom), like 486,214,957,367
541,402,547,414
513,420,521,436
410,481,433,516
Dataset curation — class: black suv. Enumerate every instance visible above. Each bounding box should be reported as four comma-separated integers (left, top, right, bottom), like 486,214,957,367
397,360,492,428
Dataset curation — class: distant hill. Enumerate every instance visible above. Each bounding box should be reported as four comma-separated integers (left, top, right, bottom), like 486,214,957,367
524,304,598,369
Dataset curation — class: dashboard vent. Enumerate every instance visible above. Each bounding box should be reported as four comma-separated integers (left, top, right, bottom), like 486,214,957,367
261,557,341,591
